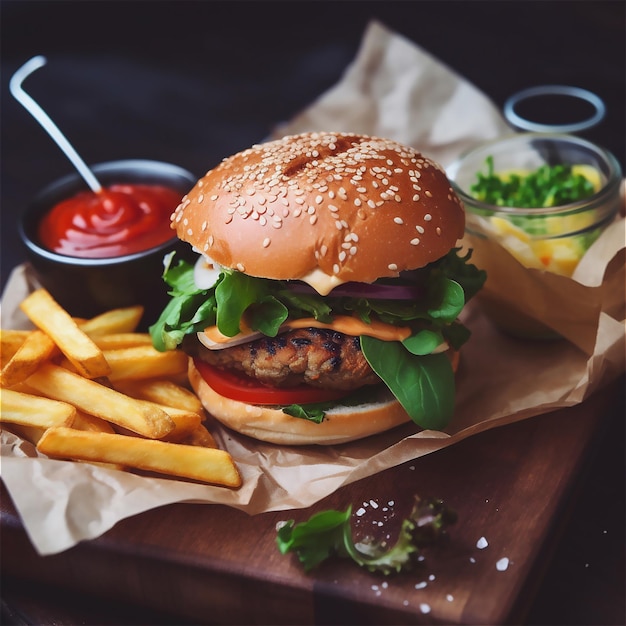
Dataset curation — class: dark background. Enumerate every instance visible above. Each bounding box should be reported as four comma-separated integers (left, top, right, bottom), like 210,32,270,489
1,1,624,624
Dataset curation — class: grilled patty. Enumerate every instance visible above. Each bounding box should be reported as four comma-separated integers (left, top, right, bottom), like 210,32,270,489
191,327,380,391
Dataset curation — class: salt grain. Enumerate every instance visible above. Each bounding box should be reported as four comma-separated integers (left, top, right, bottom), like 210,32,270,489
420,603,431,614
476,536,489,549
496,557,510,571
415,581,427,590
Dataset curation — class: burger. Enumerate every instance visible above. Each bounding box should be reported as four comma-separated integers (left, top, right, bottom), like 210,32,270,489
150,132,485,445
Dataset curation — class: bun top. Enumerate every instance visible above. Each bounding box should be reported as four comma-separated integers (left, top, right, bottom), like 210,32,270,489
171,132,465,294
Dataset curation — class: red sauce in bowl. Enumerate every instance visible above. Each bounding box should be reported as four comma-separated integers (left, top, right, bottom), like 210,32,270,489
38,184,181,258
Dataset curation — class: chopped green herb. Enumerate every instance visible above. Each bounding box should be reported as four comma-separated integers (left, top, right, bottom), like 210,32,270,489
276,495,457,574
470,155,596,208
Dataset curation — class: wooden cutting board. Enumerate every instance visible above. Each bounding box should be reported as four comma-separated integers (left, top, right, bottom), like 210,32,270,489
1,379,621,625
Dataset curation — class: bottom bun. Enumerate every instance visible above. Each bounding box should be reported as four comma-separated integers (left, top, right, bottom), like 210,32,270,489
188,362,411,445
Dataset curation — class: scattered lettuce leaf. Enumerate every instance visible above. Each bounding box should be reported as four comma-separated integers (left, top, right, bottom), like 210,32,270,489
277,495,457,574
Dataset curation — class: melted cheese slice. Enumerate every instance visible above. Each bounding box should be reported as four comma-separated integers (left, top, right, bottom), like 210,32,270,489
199,315,412,350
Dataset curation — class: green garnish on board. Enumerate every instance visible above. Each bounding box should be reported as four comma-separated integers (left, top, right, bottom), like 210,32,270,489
276,496,457,575
470,155,596,208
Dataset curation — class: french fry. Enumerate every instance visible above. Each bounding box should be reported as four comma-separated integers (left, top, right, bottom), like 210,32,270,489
37,427,242,488
71,411,125,470
20,289,111,379
89,333,153,350
78,305,144,335
1,329,32,363
179,423,218,448
25,363,175,439
104,346,189,381
2,296,242,490
72,410,117,434
0,330,57,387
157,405,203,442
114,378,204,414
1,387,76,428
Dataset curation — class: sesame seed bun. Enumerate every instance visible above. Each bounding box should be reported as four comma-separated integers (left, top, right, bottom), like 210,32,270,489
171,132,465,294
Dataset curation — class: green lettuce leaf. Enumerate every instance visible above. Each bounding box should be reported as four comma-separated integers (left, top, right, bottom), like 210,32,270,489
361,337,455,430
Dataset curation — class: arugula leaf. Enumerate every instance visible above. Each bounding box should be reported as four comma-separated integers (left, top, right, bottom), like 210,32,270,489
427,276,465,322
402,329,445,356
433,248,486,304
277,496,457,574
282,403,327,423
361,337,455,430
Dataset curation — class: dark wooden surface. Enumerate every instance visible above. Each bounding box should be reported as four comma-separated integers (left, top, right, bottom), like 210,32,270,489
1,379,624,625
1,2,625,624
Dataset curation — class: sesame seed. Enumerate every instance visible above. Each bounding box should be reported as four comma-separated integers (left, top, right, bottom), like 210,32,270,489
309,215,318,225
394,217,404,224
413,194,420,202
424,213,432,221
237,263,245,272
410,238,420,245
388,263,398,271
416,225,425,234
263,237,271,248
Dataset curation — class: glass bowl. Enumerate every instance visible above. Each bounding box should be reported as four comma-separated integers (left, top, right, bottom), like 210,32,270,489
447,133,622,339
19,160,197,328
447,132,622,278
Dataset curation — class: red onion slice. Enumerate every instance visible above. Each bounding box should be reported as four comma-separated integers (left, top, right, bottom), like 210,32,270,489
288,281,423,300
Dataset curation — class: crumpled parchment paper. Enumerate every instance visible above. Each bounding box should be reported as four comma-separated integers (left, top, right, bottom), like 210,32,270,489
1,20,624,556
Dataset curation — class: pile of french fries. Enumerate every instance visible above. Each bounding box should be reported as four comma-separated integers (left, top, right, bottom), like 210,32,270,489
0,288,241,488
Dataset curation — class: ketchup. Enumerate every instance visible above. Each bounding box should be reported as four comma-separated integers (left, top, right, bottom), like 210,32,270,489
38,184,182,258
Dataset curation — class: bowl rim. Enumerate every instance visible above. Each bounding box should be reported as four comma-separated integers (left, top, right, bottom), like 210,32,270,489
447,132,623,216
19,159,196,266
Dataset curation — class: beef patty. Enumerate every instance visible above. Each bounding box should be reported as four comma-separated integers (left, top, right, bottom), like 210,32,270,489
191,327,380,391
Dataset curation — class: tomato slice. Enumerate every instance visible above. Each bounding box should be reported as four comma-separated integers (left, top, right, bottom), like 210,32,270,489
193,358,350,406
